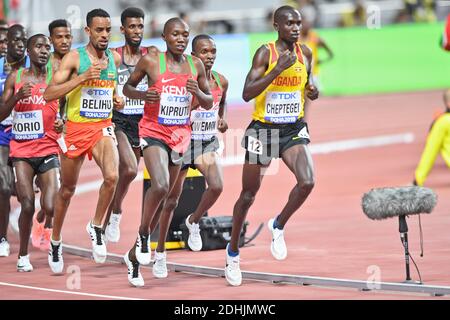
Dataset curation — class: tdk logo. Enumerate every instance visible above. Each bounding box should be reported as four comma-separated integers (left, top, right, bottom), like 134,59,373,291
167,95,190,103
194,111,216,120
271,92,297,100
87,89,111,96
16,112,37,119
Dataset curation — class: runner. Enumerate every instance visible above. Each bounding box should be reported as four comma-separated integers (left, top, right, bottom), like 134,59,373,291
225,6,319,286
122,17,212,286
43,9,124,273
0,34,62,271
413,89,450,186
103,7,158,243
0,23,8,58
0,24,30,257
151,34,229,264
31,19,73,252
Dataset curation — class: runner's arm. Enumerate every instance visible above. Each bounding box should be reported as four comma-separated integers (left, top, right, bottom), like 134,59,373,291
217,74,229,133
218,74,229,120
190,57,213,109
123,54,154,101
242,45,294,102
112,50,125,110
44,50,100,101
0,71,21,121
317,37,333,64
302,44,319,100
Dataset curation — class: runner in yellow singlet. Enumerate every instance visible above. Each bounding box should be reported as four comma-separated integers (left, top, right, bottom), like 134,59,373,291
414,89,450,186
225,6,319,286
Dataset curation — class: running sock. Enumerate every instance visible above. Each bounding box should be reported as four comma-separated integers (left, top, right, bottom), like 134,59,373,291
227,245,239,257
51,238,61,245
273,215,284,230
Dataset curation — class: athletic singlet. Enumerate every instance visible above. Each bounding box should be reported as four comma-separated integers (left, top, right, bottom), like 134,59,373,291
9,68,59,158
190,70,223,141
116,46,148,116
65,47,117,123
0,56,31,126
140,52,197,153
253,42,308,124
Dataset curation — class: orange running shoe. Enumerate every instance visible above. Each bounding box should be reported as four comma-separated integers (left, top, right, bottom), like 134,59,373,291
40,228,53,251
31,215,44,249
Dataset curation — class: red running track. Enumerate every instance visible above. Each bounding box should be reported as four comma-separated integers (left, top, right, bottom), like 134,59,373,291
1,90,449,300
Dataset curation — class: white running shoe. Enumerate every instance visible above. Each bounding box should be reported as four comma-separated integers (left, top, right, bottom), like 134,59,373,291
17,255,33,272
152,251,168,279
268,218,287,260
0,238,10,257
86,222,107,264
105,213,122,243
135,233,151,265
124,251,144,287
9,206,20,234
185,215,202,252
225,244,242,286
48,238,64,274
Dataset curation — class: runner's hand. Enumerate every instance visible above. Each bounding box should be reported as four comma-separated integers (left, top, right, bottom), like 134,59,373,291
82,62,101,81
17,82,33,100
217,119,228,133
275,50,297,73
54,119,65,133
186,78,199,96
113,95,125,110
145,90,160,104
306,84,319,100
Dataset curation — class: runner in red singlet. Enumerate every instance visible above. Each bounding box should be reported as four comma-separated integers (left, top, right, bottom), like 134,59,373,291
0,34,62,271
121,17,213,287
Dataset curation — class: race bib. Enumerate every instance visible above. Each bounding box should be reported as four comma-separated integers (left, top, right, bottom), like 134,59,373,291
247,136,263,155
12,110,44,140
80,87,114,119
191,106,219,140
102,125,117,145
158,92,191,126
264,91,301,124
117,79,147,116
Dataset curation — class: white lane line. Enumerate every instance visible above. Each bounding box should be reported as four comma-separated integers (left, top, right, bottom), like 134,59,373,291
74,132,415,194
0,281,144,300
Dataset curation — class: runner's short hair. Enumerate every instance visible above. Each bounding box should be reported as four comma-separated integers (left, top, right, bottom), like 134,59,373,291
121,7,145,26
86,9,110,27
48,19,71,36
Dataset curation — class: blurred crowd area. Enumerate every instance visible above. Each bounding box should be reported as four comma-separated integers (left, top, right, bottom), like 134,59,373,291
0,0,448,42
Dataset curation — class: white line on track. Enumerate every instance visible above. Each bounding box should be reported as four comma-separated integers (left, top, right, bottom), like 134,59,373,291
0,281,144,300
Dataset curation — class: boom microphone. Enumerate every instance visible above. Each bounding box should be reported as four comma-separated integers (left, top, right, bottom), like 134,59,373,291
362,186,437,220
361,186,437,283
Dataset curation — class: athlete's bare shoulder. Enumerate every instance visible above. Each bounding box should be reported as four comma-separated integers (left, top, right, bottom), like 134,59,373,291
215,71,228,89
252,44,271,68
111,50,122,67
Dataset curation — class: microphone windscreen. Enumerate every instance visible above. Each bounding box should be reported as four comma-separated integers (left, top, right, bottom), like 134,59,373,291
362,186,437,220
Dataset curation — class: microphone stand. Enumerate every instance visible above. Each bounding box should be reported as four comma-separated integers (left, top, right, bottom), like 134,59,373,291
399,215,421,284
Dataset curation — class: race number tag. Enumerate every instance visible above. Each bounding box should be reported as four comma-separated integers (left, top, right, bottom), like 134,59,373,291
12,110,44,140
80,87,114,119
117,79,147,115
247,136,263,155
264,91,301,124
103,125,117,145
158,91,191,126
191,106,219,141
